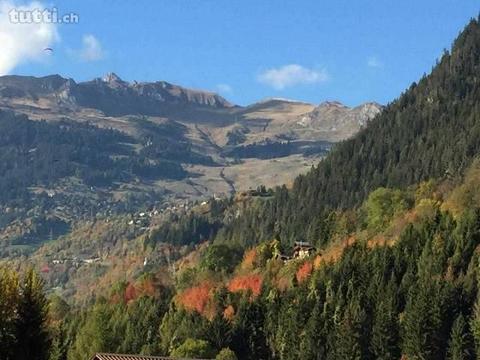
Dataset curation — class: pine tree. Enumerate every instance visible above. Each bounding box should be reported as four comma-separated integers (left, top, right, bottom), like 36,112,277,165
68,303,116,359
470,295,480,358
49,328,67,360
401,280,445,360
14,269,51,360
370,279,400,360
447,314,474,360
333,298,367,360
231,297,271,360
0,267,19,360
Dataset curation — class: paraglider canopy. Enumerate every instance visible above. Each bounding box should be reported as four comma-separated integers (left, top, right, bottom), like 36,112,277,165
44,47,53,53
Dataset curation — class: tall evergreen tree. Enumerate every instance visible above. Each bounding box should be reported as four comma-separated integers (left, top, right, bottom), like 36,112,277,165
333,297,367,360
448,314,474,360
470,294,480,358
0,267,19,360
370,279,400,360
14,269,51,360
402,280,446,360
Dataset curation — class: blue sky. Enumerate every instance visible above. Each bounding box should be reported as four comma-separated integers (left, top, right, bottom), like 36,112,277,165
1,0,479,106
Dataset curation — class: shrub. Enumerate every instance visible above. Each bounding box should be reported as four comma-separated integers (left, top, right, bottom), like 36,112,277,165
171,338,215,358
216,347,238,360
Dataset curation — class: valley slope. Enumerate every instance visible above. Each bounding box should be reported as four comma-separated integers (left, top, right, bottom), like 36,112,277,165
0,73,381,252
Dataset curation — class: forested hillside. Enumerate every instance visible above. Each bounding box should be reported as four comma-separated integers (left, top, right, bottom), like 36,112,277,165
216,18,480,248
7,157,480,360
0,111,191,204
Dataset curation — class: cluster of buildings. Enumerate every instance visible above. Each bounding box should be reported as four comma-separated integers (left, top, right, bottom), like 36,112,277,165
51,256,101,267
127,201,196,227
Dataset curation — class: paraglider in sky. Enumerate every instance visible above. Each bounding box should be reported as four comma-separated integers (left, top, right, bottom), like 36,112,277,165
44,47,53,53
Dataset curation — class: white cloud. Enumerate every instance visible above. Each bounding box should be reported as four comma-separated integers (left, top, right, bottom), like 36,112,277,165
78,34,104,62
258,64,329,90
216,83,233,94
0,1,59,75
367,56,383,68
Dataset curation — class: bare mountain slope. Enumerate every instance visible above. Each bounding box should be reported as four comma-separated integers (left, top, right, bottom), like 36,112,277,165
0,74,382,224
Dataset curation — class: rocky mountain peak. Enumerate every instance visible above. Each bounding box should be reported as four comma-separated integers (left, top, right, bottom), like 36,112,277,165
294,100,383,141
102,72,123,83
318,100,347,108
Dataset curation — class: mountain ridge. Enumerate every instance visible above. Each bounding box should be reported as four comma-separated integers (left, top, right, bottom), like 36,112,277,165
0,73,235,116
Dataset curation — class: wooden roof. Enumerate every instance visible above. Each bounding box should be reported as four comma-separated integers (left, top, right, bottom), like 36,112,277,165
92,355,171,360
91,354,211,360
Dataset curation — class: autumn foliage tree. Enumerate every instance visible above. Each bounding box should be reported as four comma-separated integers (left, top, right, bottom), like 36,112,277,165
296,261,313,283
228,275,263,298
177,282,215,315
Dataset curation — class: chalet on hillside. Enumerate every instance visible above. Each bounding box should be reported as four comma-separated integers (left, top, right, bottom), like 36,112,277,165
275,241,317,262
90,354,212,360
292,241,316,259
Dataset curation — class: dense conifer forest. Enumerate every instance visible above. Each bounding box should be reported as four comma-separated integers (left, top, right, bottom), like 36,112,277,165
0,111,216,205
